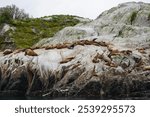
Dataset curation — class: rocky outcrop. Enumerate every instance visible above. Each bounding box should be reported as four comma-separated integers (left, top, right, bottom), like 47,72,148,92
0,2,150,99
0,24,16,50
0,38,150,99
35,2,150,50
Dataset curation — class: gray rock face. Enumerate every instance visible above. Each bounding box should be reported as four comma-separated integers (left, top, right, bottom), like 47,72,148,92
0,24,15,35
35,2,150,50
0,39,150,99
0,24,16,50
0,2,150,99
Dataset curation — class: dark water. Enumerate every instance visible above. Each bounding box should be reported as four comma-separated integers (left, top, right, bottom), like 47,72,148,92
0,95,100,100
1,90,150,100
0,95,150,100
0,96,85,100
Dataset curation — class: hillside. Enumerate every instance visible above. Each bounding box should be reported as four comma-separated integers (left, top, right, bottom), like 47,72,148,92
34,2,150,50
0,15,90,50
0,2,150,99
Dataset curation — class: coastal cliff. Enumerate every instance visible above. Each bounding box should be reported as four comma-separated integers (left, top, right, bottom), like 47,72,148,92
0,2,150,99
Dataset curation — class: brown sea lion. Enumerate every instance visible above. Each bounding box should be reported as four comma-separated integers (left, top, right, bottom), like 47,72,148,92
92,53,101,63
136,48,146,54
121,50,132,55
60,56,75,64
55,44,68,49
25,49,38,56
143,66,150,71
67,44,75,49
45,45,54,50
3,49,13,55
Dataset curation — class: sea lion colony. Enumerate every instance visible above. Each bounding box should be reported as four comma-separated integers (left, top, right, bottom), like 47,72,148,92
2,38,150,73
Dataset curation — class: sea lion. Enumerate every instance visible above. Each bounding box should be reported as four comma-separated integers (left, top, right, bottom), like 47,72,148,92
13,49,25,54
108,45,120,55
45,45,54,50
92,53,101,63
143,66,150,71
84,40,93,45
31,46,40,50
136,48,146,54
68,44,75,49
60,56,75,64
55,44,68,49
3,49,13,55
75,41,85,46
98,41,108,47
25,49,38,56
121,50,132,55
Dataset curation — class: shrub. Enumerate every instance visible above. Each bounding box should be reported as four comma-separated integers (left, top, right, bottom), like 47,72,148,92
0,5,29,24
148,13,150,20
0,9,12,24
9,15,80,48
130,11,137,25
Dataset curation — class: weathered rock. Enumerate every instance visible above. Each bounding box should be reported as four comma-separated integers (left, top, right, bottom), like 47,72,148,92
120,57,130,69
0,2,150,99
114,66,125,75
75,78,102,98
35,2,150,50
132,54,142,63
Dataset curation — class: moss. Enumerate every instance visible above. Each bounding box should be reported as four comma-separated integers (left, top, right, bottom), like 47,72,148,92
1,15,81,49
130,11,137,25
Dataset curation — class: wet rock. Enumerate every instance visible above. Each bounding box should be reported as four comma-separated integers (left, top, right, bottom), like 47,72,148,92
55,66,85,88
1,67,28,92
104,78,126,98
26,73,43,95
76,78,102,97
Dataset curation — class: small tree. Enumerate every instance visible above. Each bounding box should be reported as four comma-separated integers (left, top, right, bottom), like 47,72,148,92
9,4,29,20
0,8,12,24
0,4,29,24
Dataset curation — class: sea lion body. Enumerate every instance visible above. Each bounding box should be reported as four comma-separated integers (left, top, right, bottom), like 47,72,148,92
3,49,13,55
25,49,38,56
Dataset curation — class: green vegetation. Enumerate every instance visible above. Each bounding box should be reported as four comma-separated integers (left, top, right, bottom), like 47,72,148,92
0,9,12,24
130,11,137,25
0,15,80,49
0,5,81,49
10,15,80,48
0,5,29,25
148,13,150,20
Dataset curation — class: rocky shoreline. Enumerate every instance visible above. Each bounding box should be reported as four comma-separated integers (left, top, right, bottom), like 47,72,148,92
0,39,150,99
0,2,150,99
